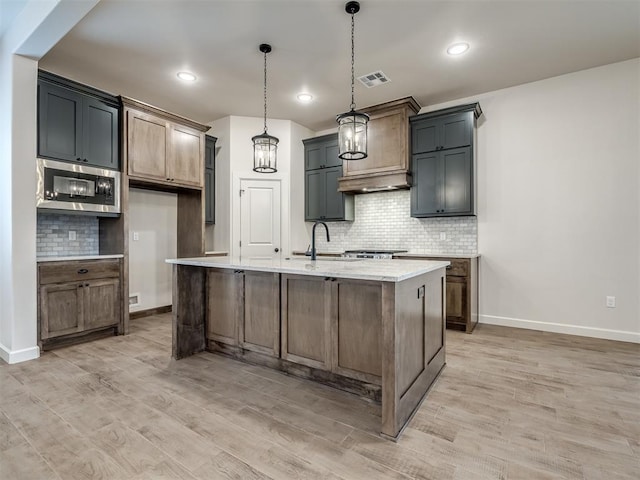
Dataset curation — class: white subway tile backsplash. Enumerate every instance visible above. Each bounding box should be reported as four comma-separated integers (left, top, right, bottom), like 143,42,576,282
312,190,477,254
37,213,99,257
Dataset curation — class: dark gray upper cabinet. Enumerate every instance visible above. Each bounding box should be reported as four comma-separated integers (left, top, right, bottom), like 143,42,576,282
411,148,472,217
303,135,353,222
38,71,120,170
304,134,342,170
410,103,481,217
205,135,217,224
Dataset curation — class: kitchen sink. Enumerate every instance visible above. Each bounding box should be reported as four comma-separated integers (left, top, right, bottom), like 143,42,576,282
284,257,362,262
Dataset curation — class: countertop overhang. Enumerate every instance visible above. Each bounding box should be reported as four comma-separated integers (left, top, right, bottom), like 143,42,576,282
166,256,450,282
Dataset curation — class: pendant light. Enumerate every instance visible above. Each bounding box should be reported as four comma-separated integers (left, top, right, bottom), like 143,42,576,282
336,1,368,160
252,44,278,173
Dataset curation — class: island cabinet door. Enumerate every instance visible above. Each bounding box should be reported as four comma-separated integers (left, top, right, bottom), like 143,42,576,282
330,279,382,385
206,269,243,346
281,274,331,370
240,271,280,357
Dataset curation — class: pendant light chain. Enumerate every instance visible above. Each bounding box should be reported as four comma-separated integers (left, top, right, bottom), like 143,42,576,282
263,49,268,133
350,12,356,111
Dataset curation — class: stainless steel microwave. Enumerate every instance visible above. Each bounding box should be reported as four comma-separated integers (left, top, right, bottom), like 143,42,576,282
36,158,121,216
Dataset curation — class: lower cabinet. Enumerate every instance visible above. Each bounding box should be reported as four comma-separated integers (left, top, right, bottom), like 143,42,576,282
281,274,382,383
38,259,122,347
206,269,280,357
395,255,478,333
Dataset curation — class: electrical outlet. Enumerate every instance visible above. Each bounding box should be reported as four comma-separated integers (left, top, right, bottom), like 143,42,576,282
606,296,616,308
439,232,446,241
68,230,76,240
133,232,139,241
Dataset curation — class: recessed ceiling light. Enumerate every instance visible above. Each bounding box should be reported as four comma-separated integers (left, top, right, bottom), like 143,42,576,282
177,71,197,82
297,93,313,103
447,43,470,56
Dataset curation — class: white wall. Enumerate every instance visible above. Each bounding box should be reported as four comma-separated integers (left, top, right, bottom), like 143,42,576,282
422,59,640,342
0,0,97,364
128,189,177,313
290,121,314,250
209,116,311,256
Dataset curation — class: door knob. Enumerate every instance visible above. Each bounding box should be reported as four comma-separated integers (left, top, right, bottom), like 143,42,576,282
274,248,279,253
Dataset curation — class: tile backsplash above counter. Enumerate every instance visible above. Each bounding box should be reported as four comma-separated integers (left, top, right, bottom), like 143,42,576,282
310,190,477,255
37,213,99,257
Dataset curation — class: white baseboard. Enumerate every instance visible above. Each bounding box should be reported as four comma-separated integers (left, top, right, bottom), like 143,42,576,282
0,343,40,364
479,314,640,344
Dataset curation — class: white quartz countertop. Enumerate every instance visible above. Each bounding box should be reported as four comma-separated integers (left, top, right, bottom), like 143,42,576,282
166,256,450,282
393,253,481,259
37,254,124,262
203,251,228,256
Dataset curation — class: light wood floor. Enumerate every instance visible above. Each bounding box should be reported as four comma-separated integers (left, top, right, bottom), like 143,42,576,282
1,314,638,480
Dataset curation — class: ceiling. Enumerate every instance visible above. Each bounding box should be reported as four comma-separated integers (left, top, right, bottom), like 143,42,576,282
39,0,640,132
1,0,27,37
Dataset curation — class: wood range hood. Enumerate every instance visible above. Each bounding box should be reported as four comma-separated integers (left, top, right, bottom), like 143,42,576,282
337,97,420,193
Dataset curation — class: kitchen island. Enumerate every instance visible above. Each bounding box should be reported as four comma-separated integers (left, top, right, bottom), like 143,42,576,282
166,256,448,440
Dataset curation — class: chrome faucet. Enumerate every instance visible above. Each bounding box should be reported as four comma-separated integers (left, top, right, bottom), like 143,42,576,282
310,221,330,261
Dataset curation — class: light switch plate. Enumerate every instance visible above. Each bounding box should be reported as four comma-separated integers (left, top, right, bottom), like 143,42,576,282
68,230,76,240
606,296,616,308
133,232,139,241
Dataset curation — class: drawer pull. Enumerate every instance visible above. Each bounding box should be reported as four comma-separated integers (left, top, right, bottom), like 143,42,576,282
77,268,89,274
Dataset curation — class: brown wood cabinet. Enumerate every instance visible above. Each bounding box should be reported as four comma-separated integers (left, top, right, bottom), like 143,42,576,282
395,255,478,333
38,259,122,348
338,97,420,193
281,274,382,384
122,96,207,189
206,269,280,357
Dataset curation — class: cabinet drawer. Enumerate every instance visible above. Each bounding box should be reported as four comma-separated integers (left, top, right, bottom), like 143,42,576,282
39,259,120,285
446,259,469,277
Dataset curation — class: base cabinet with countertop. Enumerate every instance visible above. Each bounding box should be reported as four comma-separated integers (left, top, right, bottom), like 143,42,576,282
170,256,448,439
38,258,122,349
395,254,478,333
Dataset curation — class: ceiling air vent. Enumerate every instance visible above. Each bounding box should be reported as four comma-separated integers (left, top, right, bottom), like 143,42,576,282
358,71,391,88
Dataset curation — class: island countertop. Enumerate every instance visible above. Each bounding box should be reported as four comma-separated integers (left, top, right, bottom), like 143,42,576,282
166,256,450,282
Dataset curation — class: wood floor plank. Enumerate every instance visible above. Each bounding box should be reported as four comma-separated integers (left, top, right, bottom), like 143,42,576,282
1,313,638,480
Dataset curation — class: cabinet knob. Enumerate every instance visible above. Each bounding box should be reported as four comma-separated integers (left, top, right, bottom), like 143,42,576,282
76,157,82,161
77,268,88,274
83,158,88,162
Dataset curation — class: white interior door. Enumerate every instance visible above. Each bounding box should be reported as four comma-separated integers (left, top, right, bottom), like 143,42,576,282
240,179,281,259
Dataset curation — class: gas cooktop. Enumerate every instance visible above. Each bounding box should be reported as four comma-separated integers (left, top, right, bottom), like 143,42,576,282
344,249,408,259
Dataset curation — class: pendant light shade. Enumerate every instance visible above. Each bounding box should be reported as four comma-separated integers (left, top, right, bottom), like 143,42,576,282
337,1,368,160
253,44,278,173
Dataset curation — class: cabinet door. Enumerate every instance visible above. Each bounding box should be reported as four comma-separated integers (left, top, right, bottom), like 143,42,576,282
442,147,472,214
344,108,407,175
127,110,168,180
440,112,472,150
83,97,119,170
412,118,439,154
324,167,344,220
167,124,203,187
206,269,242,346
331,279,382,382
281,275,331,370
411,152,441,216
323,140,342,168
40,282,84,339
305,170,326,221
204,136,216,224
241,272,279,357
84,278,120,330
304,136,341,171
446,276,467,327
38,82,83,163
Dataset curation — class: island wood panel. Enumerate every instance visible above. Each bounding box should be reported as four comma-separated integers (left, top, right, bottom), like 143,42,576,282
331,279,382,384
381,268,446,440
172,265,206,359
206,268,242,346
127,109,168,181
40,283,84,339
168,123,203,187
281,274,331,370
84,278,120,331
240,271,280,357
